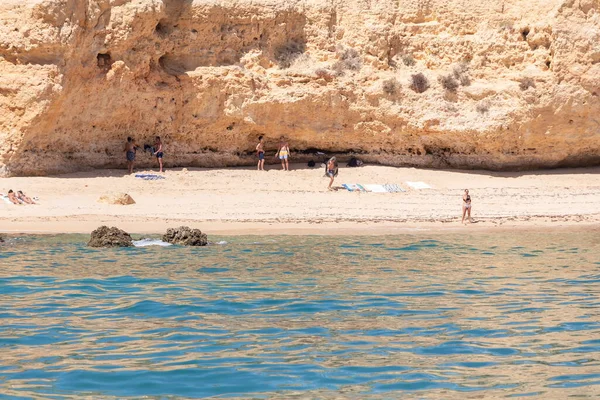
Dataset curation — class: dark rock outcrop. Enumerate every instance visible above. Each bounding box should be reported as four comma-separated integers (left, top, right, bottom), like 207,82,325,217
0,234,4,243
162,226,208,246
88,226,133,247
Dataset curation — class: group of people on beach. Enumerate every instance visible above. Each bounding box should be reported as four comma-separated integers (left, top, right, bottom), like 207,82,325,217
255,136,290,171
5,190,35,205
124,136,163,174
256,136,338,189
121,134,473,223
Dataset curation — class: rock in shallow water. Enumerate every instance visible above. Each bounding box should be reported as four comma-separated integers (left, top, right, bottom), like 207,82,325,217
88,226,133,247
162,226,208,246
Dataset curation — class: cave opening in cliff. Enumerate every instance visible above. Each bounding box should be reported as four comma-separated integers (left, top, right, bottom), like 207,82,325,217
521,27,530,40
97,53,112,69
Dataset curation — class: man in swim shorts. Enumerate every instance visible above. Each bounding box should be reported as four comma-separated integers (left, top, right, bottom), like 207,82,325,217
124,137,137,174
7,190,20,205
462,189,472,224
256,135,265,171
153,136,164,173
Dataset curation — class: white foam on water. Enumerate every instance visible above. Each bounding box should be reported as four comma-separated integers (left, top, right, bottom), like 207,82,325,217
133,238,172,247
215,241,228,245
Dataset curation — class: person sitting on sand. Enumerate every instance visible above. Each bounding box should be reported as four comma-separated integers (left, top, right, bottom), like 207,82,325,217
326,156,338,190
462,189,472,224
7,190,21,205
256,135,265,171
124,137,137,174
153,136,164,173
17,190,35,204
276,137,290,171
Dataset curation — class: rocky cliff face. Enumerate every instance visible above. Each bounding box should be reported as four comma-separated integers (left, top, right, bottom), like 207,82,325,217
1,0,599,175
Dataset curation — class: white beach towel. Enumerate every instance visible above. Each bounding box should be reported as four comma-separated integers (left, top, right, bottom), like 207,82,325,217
1,195,12,204
406,181,432,190
362,184,388,193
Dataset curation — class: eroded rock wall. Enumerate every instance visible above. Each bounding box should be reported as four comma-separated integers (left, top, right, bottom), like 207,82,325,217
1,0,599,175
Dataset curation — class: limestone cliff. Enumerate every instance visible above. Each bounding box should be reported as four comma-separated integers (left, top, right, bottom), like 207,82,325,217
1,0,599,175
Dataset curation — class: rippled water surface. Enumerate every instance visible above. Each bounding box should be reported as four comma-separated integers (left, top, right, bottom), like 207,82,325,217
1,231,599,398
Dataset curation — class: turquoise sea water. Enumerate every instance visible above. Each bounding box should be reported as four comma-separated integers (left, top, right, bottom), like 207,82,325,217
0,231,599,399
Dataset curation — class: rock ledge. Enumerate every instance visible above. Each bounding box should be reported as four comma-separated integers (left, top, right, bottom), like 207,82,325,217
163,226,208,246
88,226,133,247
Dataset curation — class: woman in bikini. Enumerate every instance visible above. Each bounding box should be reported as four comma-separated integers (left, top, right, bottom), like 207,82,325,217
276,137,290,171
17,191,35,204
462,189,472,224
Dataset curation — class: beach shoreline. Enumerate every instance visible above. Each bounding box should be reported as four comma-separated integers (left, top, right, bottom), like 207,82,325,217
1,165,599,236
1,216,600,236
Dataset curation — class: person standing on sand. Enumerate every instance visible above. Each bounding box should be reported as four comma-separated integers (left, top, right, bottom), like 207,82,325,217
326,156,338,190
153,136,164,173
256,135,265,171
462,189,472,224
124,137,137,174
276,137,290,171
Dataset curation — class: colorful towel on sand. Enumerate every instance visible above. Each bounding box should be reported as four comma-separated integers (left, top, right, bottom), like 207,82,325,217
342,184,366,192
405,181,432,190
362,184,405,193
135,174,165,180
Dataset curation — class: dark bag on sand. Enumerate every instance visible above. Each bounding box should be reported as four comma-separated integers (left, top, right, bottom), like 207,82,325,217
347,157,363,167
308,160,316,167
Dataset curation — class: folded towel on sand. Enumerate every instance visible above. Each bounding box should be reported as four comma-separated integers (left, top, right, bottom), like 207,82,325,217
384,184,405,193
1,195,13,204
135,174,165,180
362,184,387,193
342,184,366,192
406,181,432,189
362,184,405,193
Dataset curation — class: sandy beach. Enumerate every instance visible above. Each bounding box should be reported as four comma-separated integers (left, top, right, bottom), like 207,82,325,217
1,164,599,235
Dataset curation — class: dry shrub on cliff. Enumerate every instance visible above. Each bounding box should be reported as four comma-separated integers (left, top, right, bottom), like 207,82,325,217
315,67,334,81
402,54,416,66
275,40,306,69
410,73,430,93
476,100,490,114
453,63,471,86
332,46,362,75
382,78,399,95
439,74,459,92
519,77,536,91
